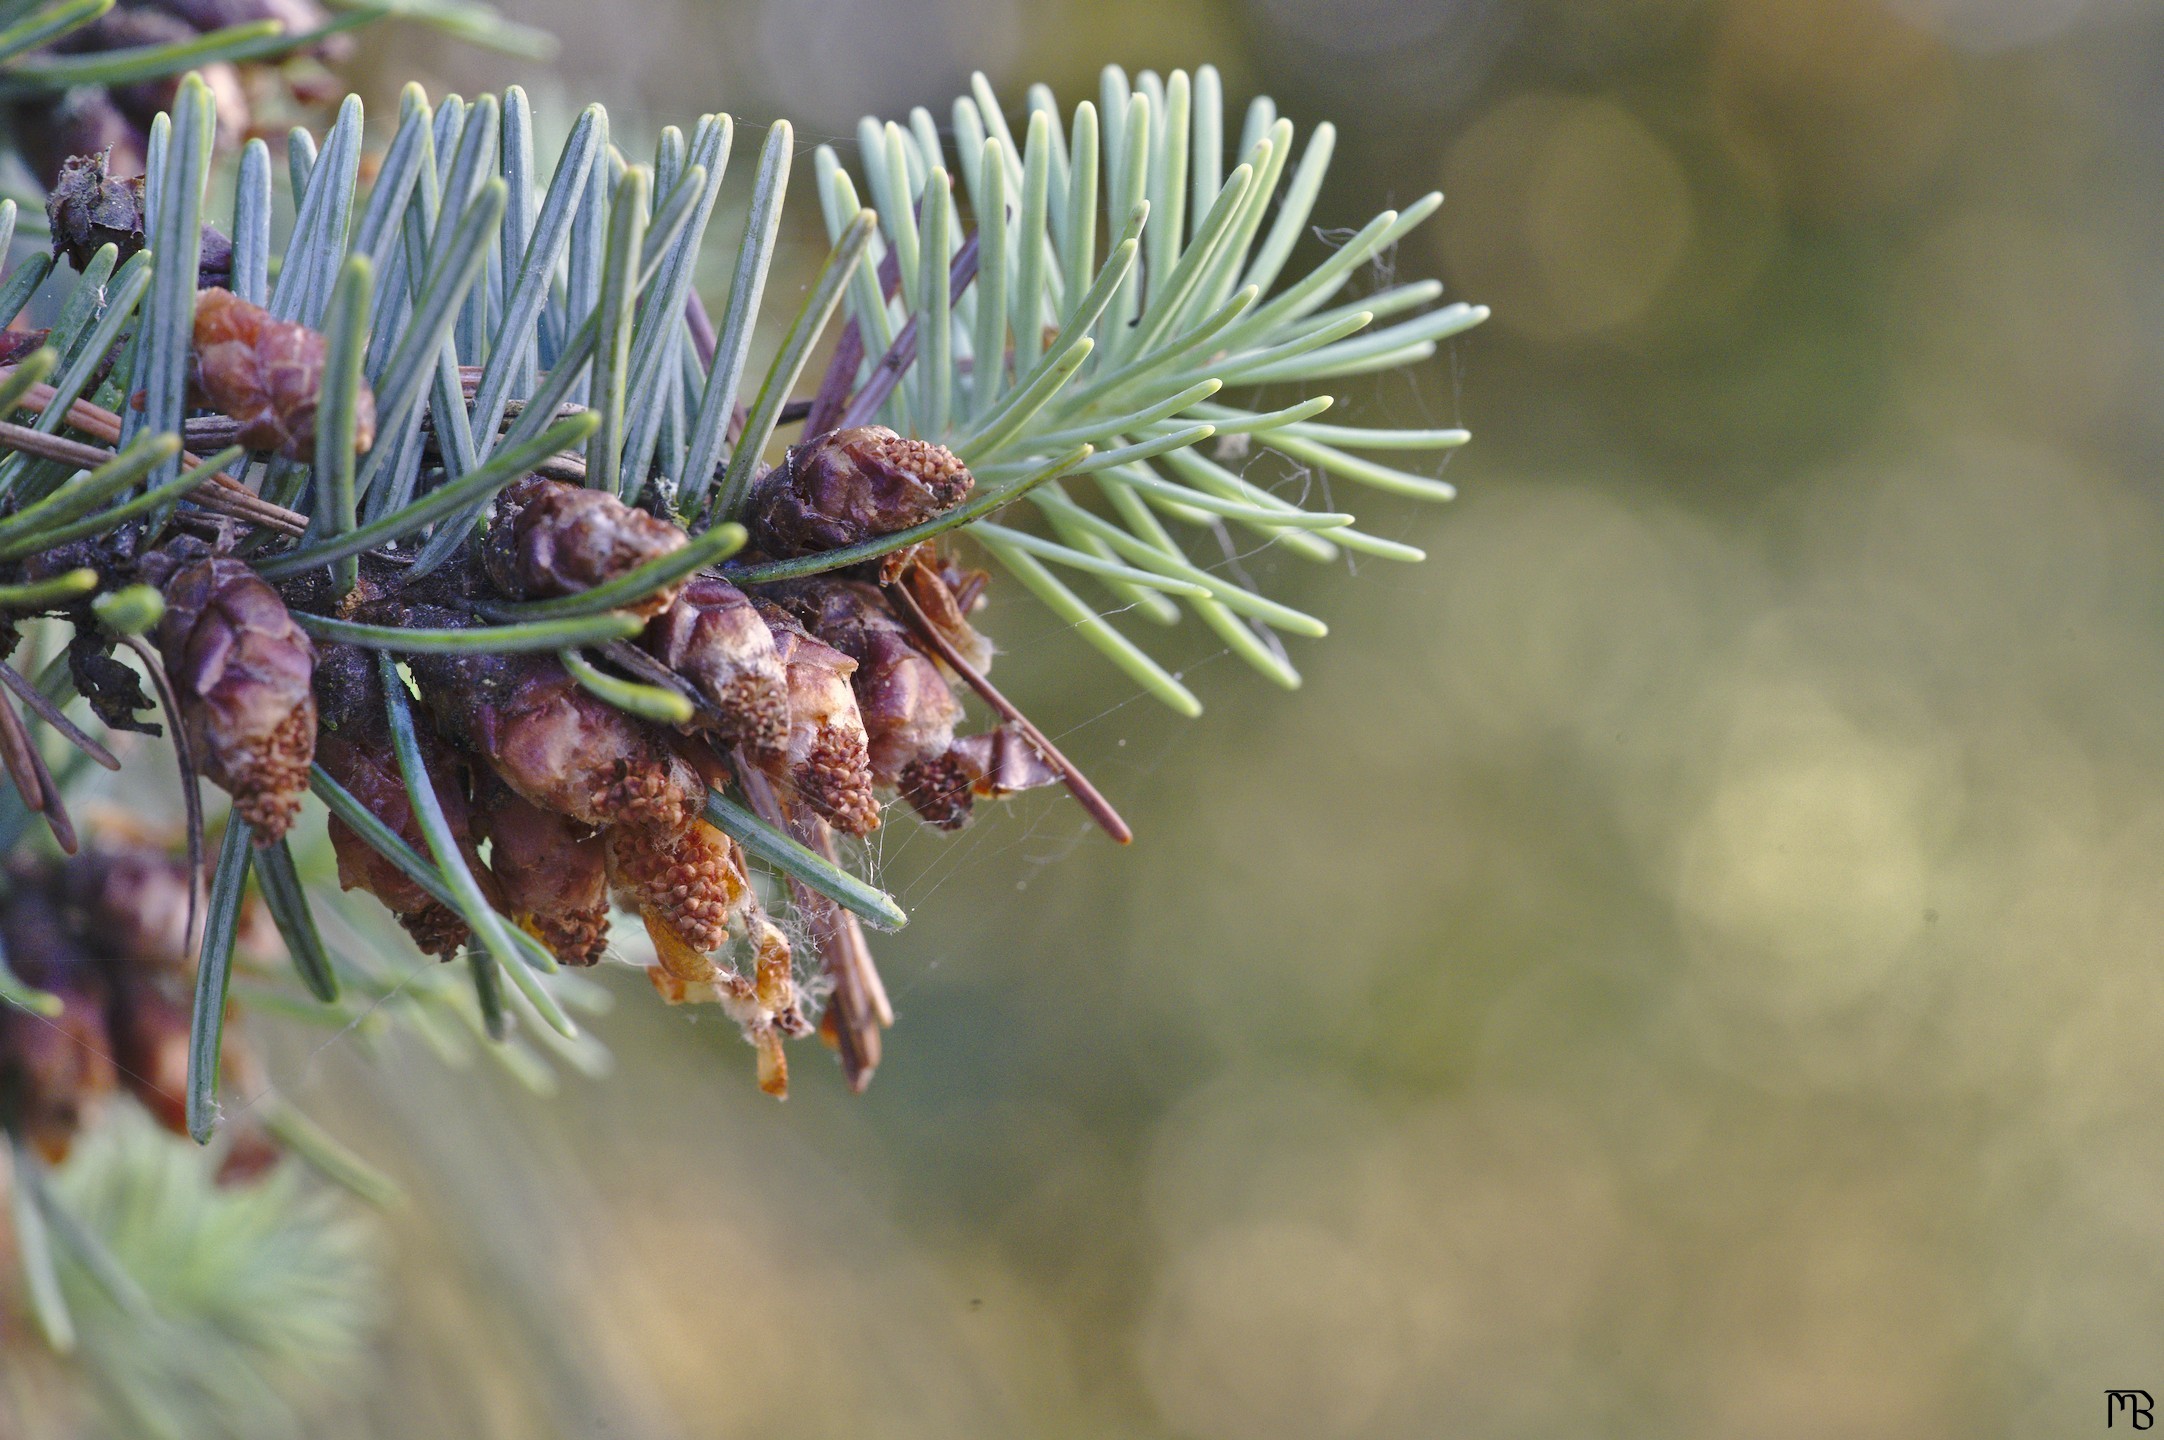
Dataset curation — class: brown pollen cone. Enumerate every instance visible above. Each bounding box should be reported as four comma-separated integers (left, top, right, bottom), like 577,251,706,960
407,648,701,830
642,575,788,760
141,545,316,843
899,724,1063,831
474,772,609,966
191,288,375,462
749,600,879,835
747,426,973,578
482,475,689,618
765,579,962,787
605,816,748,956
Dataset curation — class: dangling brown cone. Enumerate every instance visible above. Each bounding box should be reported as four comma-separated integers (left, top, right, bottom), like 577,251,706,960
749,599,880,836
764,579,962,788
898,725,1064,830
642,575,788,760
140,543,317,843
605,815,747,957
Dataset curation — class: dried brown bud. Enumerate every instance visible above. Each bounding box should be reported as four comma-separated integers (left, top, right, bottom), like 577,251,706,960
190,287,374,462
474,773,609,966
407,649,702,830
642,576,787,759
606,817,748,956
898,725,1063,830
750,600,879,835
482,475,689,618
44,148,230,282
766,579,962,787
747,426,973,567
142,546,316,842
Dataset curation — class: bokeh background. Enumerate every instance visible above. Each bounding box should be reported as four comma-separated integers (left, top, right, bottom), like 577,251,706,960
220,0,2164,1434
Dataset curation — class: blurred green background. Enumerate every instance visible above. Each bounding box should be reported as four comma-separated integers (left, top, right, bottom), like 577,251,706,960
260,0,2164,1434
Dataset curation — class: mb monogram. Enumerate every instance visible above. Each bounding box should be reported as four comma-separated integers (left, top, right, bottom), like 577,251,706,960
2110,1391,2155,1428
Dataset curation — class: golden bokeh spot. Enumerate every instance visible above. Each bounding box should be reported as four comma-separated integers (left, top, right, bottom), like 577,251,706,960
1441,93,1695,341
1711,0,1958,218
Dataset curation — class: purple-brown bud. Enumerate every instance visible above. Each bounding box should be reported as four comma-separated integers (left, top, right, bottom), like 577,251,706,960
642,575,788,759
407,649,702,831
482,475,689,618
190,288,372,462
747,426,973,567
315,725,478,958
474,773,609,966
310,642,481,955
141,546,316,843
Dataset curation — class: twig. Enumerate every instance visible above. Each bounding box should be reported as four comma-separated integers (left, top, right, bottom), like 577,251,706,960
888,577,1133,845
0,374,308,535
685,291,719,370
0,662,118,770
19,710,74,855
836,234,981,432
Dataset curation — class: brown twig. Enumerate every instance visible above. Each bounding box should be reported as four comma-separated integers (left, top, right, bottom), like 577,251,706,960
0,662,118,771
19,709,75,855
0,379,308,536
0,688,45,815
887,578,1133,844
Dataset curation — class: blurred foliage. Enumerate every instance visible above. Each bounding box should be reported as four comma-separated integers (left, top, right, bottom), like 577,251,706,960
23,0,2147,1435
